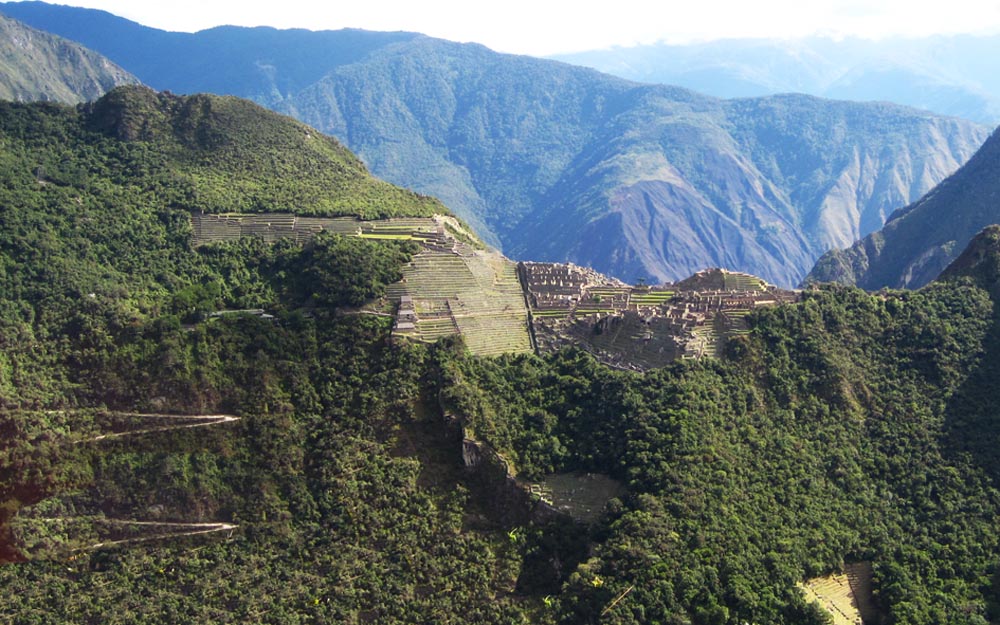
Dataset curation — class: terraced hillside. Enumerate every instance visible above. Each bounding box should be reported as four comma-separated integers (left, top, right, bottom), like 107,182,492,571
799,562,876,625
192,214,796,364
387,247,532,357
193,212,531,358
191,213,440,246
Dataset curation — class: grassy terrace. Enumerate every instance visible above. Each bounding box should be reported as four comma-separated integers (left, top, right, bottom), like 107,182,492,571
798,563,874,625
630,289,675,307
388,248,531,357
722,272,767,291
358,233,413,240
412,317,458,340
191,213,438,246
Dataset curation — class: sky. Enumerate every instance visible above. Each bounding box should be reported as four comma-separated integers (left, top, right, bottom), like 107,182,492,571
52,0,1000,56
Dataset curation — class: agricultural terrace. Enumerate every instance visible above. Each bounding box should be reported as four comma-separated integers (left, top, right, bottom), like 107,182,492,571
189,216,796,364
189,213,530,358
798,562,876,625
388,246,531,357
523,264,798,371
190,213,440,246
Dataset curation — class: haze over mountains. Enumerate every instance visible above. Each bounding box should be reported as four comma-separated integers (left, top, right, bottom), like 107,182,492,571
0,1,991,287
553,36,1000,126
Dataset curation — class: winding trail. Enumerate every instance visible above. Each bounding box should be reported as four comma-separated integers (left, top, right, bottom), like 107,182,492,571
82,414,240,442
26,518,239,551
81,520,238,549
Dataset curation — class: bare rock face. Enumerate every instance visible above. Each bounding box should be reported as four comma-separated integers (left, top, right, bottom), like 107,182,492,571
808,127,1000,290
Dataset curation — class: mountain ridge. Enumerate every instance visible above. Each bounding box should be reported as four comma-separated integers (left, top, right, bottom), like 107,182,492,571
1,2,990,288
806,126,1000,290
551,35,1000,125
281,35,986,286
0,12,136,102
0,1,421,104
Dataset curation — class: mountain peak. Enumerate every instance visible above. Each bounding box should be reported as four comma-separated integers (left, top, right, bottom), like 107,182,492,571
85,85,171,141
77,86,446,218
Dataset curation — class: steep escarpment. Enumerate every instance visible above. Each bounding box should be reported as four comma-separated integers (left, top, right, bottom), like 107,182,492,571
807,126,1000,290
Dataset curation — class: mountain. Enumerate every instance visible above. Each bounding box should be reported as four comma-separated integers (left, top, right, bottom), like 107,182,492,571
0,12,136,103
939,225,1000,294
807,126,1000,289
0,3,986,286
0,1,420,105
552,36,1000,125
5,89,1000,624
286,43,984,286
1,2,988,288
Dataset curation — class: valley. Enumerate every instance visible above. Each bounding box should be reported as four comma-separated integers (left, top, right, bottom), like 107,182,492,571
0,28,999,621
0,2,989,287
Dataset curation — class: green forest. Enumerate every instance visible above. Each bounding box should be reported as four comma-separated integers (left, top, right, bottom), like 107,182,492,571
3,88,1000,624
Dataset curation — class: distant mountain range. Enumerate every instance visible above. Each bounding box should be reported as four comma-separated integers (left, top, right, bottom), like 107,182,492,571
807,127,1000,290
552,36,1000,126
0,2,990,286
0,12,135,103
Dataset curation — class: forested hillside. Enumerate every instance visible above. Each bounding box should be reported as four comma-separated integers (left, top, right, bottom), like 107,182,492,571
3,89,1000,624
438,269,1000,624
1,1,988,287
0,84,441,404
0,88,531,622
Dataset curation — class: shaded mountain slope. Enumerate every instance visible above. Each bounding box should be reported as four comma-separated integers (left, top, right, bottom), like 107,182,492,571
0,12,136,103
807,127,1000,290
